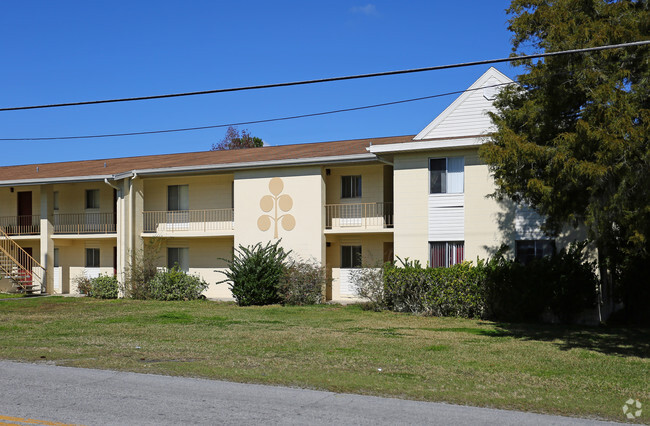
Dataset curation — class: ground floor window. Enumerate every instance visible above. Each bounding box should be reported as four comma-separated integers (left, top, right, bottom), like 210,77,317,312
85,248,100,268
515,240,554,264
429,241,464,268
341,245,362,268
168,247,189,272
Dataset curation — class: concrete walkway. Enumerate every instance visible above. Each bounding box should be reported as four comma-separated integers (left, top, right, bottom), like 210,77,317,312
0,361,621,425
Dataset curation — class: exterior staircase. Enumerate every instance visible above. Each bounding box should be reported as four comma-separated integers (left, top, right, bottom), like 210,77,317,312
0,226,44,294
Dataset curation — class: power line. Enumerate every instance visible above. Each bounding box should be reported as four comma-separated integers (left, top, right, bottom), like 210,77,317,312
1,40,648,112
0,83,514,141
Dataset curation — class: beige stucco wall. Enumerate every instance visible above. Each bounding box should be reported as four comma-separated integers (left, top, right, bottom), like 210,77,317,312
325,234,391,269
0,186,41,218
143,174,234,211
53,182,115,215
56,238,117,293
325,164,386,205
393,152,429,264
234,166,325,263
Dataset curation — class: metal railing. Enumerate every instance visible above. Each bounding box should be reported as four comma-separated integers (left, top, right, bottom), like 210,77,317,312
325,202,393,229
0,215,41,235
0,225,44,293
143,209,235,233
54,212,116,234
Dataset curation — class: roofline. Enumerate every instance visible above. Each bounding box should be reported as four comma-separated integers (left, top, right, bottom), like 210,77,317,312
0,175,113,188
0,153,379,186
367,136,489,154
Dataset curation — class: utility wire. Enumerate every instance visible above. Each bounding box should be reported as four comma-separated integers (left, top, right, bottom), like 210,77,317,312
1,40,648,112
0,83,514,141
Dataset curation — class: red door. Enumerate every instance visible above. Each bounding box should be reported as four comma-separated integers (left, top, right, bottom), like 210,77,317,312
17,192,32,232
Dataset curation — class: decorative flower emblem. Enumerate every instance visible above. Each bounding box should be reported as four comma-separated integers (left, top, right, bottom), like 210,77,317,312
257,177,295,238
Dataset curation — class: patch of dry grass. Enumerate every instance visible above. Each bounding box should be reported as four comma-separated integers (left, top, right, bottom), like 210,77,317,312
0,297,648,423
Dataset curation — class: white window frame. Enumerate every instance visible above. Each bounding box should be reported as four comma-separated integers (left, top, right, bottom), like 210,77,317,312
429,157,464,194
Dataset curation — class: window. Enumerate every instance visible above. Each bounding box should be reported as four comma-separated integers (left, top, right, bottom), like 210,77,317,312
429,157,464,194
54,248,60,267
85,248,100,268
168,247,189,272
429,242,464,268
167,185,189,211
515,240,554,264
53,191,59,211
85,189,99,209
341,245,362,268
341,176,362,199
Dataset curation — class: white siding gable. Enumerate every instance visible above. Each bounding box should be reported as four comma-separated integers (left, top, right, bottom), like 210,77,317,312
415,67,514,140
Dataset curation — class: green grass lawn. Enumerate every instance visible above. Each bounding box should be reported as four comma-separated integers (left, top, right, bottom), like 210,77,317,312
0,297,648,423
0,293,25,299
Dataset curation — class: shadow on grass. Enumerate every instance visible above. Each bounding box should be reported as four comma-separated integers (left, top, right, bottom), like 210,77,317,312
488,323,650,358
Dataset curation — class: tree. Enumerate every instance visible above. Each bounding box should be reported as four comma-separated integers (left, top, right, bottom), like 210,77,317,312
480,0,649,320
211,126,264,150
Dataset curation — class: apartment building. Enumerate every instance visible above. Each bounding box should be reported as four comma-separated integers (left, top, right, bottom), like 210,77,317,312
0,68,575,300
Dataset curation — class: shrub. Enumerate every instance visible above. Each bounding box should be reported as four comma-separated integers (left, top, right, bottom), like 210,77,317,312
350,266,386,311
74,275,93,296
220,240,291,306
483,242,598,323
148,267,208,301
278,259,326,305
383,258,486,318
122,238,163,299
90,274,118,299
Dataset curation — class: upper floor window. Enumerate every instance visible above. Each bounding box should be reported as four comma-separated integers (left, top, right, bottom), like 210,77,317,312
53,191,59,211
515,240,554,264
167,185,189,211
85,189,99,209
341,176,362,199
429,157,464,194
429,241,464,268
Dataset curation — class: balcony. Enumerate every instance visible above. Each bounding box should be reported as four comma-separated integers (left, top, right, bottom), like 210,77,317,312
143,209,234,235
0,216,40,236
54,212,116,234
325,202,393,232
0,213,116,236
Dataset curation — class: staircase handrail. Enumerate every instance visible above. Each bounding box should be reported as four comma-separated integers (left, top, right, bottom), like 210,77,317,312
0,225,44,286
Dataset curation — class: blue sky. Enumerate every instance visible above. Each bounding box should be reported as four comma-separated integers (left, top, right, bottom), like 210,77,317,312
0,1,518,166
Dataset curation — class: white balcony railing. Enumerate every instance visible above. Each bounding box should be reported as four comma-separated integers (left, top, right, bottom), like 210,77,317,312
143,209,234,233
0,215,41,236
325,202,393,230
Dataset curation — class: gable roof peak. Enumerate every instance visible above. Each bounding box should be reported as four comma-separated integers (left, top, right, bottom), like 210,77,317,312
414,67,514,141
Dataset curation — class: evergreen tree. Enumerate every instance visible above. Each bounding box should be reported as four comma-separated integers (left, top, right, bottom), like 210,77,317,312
480,0,649,319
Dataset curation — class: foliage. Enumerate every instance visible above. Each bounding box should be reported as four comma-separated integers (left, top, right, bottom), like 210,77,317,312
147,267,209,301
74,274,118,299
479,0,650,317
74,275,93,296
211,126,264,150
350,266,386,311
122,238,164,299
383,258,486,318
219,240,291,306
90,274,119,299
277,258,326,305
483,242,598,323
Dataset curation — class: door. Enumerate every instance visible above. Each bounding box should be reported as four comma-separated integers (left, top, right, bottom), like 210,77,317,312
17,192,32,232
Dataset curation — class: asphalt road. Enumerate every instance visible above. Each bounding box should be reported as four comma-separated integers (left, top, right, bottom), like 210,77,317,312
0,361,620,425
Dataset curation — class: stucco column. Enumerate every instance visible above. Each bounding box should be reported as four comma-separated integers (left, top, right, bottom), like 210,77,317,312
39,185,54,294
131,177,144,256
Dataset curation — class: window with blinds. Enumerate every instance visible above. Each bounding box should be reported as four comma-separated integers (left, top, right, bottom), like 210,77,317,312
429,241,464,268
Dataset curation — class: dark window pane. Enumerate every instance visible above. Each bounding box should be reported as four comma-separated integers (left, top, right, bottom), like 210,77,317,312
429,159,446,194
85,190,99,209
341,245,362,268
85,248,100,268
341,176,362,198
